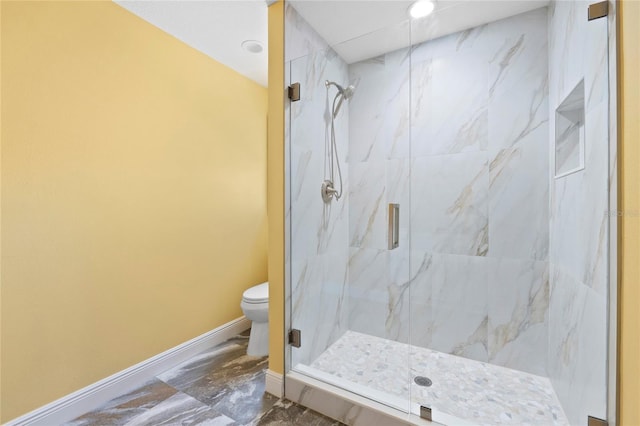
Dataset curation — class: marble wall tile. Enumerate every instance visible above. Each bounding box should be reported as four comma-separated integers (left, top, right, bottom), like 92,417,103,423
344,9,551,378
410,24,490,66
289,48,350,260
487,74,548,152
584,16,608,111
429,253,489,362
487,8,548,100
547,0,610,420
548,264,607,425
408,251,434,349
411,48,488,157
488,259,549,376
285,4,329,62
291,250,349,367
548,0,589,108
349,160,386,249
386,247,411,344
348,49,410,162
346,245,411,344
347,247,389,340
411,152,489,256
550,102,608,297
386,158,411,247
347,57,389,163
287,8,351,369
488,128,549,261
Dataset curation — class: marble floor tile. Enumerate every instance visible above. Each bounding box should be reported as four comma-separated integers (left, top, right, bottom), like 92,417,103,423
125,392,236,426
156,335,277,423
69,331,339,426
66,379,179,426
253,400,342,426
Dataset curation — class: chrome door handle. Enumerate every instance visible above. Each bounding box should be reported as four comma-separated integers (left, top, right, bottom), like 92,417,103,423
388,203,399,250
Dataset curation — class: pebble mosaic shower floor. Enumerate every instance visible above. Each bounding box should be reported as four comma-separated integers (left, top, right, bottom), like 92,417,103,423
308,331,569,426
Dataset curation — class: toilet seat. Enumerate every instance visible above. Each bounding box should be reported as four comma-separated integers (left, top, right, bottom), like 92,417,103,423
242,282,268,304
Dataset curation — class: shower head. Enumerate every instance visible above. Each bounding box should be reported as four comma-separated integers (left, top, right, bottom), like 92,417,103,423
342,84,355,100
326,80,355,117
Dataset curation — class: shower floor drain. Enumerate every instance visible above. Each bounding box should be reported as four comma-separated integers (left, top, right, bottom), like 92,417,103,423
414,376,433,387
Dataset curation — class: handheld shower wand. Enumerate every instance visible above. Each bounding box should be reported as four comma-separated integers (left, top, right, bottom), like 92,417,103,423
322,80,355,203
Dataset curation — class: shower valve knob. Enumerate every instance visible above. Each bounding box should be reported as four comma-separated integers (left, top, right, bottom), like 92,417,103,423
321,180,337,203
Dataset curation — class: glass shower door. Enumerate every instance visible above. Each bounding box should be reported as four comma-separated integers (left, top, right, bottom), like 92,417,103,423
408,1,611,424
286,6,413,414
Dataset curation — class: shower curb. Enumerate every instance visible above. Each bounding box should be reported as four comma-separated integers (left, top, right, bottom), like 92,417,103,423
285,371,438,426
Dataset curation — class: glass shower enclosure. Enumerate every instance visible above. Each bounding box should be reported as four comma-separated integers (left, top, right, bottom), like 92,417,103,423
285,1,614,424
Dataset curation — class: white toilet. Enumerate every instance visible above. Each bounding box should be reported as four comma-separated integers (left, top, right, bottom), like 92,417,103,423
240,281,269,357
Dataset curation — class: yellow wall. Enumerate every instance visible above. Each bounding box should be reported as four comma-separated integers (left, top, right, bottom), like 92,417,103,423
267,0,285,375
0,1,4,422
619,1,640,424
0,1,268,421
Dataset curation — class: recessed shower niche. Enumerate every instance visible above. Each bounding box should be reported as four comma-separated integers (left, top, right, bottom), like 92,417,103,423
555,80,585,178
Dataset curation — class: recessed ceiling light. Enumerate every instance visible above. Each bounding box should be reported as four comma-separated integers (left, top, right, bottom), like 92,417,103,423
409,0,435,19
241,40,263,54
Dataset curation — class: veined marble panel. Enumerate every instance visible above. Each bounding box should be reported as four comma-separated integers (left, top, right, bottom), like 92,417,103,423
584,15,608,112
488,126,549,260
286,8,352,371
289,48,350,260
411,47,488,156
291,250,349,367
410,23,489,66
348,48,410,162
487,9,549,153
428,253,489,362
408,251,435,349
411,152,489,256
487,8,548,100
548,0,589,109
550,102,609,297
347,247,389,340
548,264,607,426
386,247,411,344
349,160,386,250
285,4,329,62
487,66,548,152
488,258,549,376
386,158,411,247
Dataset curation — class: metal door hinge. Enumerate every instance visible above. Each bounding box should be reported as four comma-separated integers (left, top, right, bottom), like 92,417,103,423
420,406,432,421
588,416,608,426
289,329,301,347
288,83,301,102
588,1,608,20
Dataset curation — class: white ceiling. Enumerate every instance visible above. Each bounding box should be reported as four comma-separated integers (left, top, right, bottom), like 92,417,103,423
114,0,549,88
115,1,269,87
291,0,550,64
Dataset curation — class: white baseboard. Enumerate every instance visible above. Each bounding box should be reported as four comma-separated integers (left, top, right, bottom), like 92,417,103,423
7,316,251,426
264,369,284,398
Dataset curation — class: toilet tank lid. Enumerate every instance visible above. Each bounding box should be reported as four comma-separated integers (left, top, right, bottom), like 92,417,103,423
242,282,269,303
